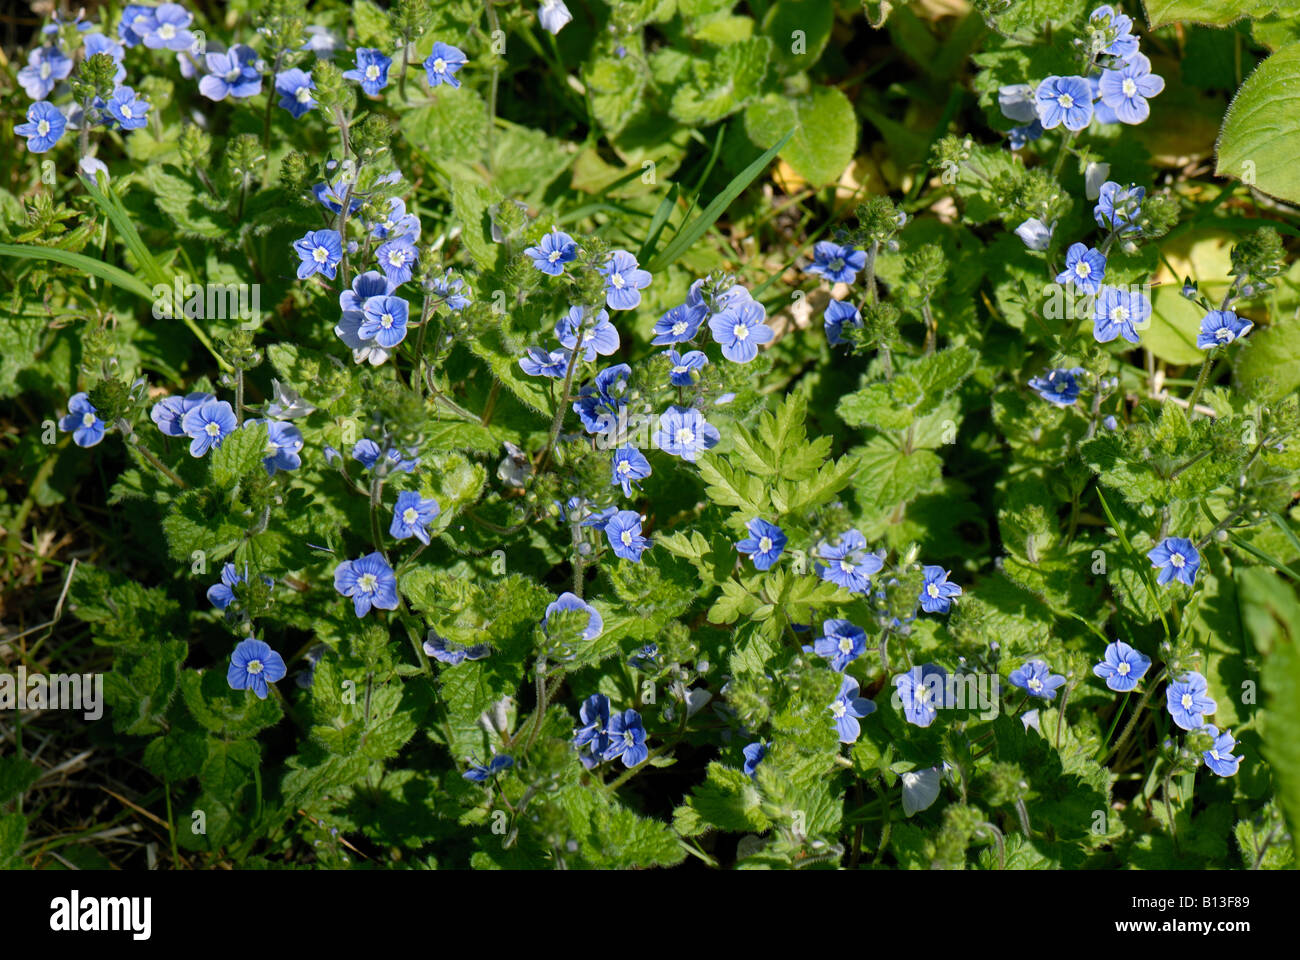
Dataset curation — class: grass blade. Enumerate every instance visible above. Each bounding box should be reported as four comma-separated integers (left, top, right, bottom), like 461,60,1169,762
646,128,794,275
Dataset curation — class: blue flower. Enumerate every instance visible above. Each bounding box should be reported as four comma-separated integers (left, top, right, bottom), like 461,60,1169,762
806,242,867,284
293,229,343,281
424,42,468,88
181,398,237,457
104,86,150,130
544,591,603,641
463,755,513,782
1028,367,1086,406
58,392,106,447
813,529,882,593
742,741,767,778
1090,5,1140,60
313,176,362,215
599,250,652,310
538,0,573,34
610,446,652,497
1093,640,1151,692
574,693,611,768
1093,285,1149,344
901,767,943,816
654,405,720,461
814,619,867,672
18,45,72,99
376,238,418,286
206,563,241,609
275,68,316,117
349,441,419,474
524,228,577,276
141,3,194,50
253,419,304,475
1167,672,1216,730
604,510,651,562
893,663,950,727
198,45,263,101
556,305,619,361
336,270,397,364
579,506,618,531
118,6,158,47
1035,76,1094,130
359,294,410,348
370,197,420,242
1014,218,1053,251
333,552,400,617
519,346,573,378
1098,53,1164,124
151,392,213,437
227,638,287,700
1147,537,1200,586
1056,243,1106,295
423,632,491,665
1199,724,1241,777
1094,181,1144,234
709,300,772,363
651,303,707,345
1008,659,1067,700
344,48,392,95
603,709,648,767
429,273,467,309
830,675,876,743
736,518,786,571
14,100,66,153
390,490,441,545
665,349,707,386
824,299,863,346
1007,120,1044,150
919,565,962,613
1196,310,1252,350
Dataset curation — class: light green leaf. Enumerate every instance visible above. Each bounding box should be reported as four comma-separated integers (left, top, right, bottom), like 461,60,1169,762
1217,42,1300,204
743,87,856,187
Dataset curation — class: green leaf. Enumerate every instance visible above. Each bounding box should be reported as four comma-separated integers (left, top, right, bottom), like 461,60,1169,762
743,87,857,187
1235,315,1300,402
353,0,394,45
1145,0,1288,28
0,242,153,300
1217,42,1300,204
763,0,834,71
668,38,772,127
211,421,269,488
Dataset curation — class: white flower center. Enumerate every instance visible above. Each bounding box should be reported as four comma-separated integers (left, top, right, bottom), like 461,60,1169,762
675,427,695,446
1181,693,1193,710
1117,662,1130,676
433,58,446,73
610,272,625,289
381,312,394,328
121,103,134,119
313,245,329,263
1122,78,1137,97
1110,305,1128,323
1029,677,1043,691
733,323,748,341
1210,749,1220,761
358,573,378,593
1075,261,1091,278
839,560,854,574
830,701,846,718
247,659,263,674
159,24,176,40
617,460,631,474
296,86,312,103
673,365,687,375
1057,93,1074,109
672,321,687,335
927,583,940,598
759,536,772,553
204,421,221,437
1170,553,1185,568
37,119,50,136
1215,327,1231,342
388,250,405,267
621,530,633,546
40,63,51,78
403,508,419,524
81,412,96,427
838,637,853,654
365,64,380,80
547,250,560,262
